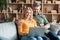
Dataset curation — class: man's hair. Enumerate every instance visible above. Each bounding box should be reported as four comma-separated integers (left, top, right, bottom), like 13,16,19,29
33,2,41,8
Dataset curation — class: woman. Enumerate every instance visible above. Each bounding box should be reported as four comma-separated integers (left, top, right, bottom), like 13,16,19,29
17,7,43,40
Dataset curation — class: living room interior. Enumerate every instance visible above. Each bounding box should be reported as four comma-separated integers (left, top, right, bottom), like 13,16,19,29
0,0,60,40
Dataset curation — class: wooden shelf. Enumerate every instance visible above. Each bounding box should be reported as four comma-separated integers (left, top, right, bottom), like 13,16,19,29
43,13,60,15
8,3,42,5
0,0,60,22
43,3,59,5
8,3,22,5
0,12,7,14
43,3,60,5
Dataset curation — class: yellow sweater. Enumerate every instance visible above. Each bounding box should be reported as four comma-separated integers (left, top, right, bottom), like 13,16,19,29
18,19,37,35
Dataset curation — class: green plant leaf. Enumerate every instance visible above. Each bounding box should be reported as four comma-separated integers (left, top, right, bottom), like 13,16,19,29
0,0,7,10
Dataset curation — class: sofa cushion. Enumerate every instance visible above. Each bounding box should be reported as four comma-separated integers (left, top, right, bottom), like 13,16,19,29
58,35,60,39
50,24,60,34
0,22,17,40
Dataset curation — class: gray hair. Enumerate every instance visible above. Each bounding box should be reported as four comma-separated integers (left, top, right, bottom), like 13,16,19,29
33,2,41,8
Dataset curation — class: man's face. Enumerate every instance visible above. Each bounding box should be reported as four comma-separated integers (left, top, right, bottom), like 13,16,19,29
33,6,40,14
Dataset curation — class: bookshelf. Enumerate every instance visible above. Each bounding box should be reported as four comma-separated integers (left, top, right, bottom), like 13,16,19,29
42,0,60,23
0,0,60,23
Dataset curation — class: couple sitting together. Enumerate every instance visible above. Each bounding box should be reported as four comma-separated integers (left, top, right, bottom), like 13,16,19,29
16,2,60,40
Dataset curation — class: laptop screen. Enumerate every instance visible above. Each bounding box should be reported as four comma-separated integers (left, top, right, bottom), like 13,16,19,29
28,27,46,36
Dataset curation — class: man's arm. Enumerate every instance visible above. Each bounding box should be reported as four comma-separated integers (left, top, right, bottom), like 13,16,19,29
44,24,50,29
42,15,50,29
42,15,49,25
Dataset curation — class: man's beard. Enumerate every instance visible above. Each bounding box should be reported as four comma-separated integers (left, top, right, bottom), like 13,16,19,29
33,11,39,15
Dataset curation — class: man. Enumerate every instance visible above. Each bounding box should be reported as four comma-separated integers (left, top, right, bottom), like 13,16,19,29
33,2,60,40
33,2,49,29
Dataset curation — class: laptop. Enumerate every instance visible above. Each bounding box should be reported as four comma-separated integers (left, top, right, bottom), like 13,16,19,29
28,27,46,36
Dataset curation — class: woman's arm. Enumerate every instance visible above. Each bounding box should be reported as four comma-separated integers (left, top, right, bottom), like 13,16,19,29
17,20,29,35
17,20,23,35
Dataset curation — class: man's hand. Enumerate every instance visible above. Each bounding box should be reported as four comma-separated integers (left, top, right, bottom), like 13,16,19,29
44,24,50,29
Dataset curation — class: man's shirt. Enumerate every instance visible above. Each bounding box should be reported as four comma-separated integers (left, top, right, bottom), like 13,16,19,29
33,13,49,26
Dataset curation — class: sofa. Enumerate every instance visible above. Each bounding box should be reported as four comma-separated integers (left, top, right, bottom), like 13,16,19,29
50,23,60,35
50,23,60,39
0,22,60,40
0,22,18,40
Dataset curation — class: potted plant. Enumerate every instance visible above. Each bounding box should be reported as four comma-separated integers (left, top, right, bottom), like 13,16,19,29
0,0,13,22
0,0,7,10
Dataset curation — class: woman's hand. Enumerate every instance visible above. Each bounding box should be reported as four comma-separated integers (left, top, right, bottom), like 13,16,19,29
20,32,29,36
17,20,23,26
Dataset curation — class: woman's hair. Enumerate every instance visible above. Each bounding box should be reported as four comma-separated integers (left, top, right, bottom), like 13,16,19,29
23,7,33,14
23,7,33,18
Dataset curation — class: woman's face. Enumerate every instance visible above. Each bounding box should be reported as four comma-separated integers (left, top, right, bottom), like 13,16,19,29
25,10,33,19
